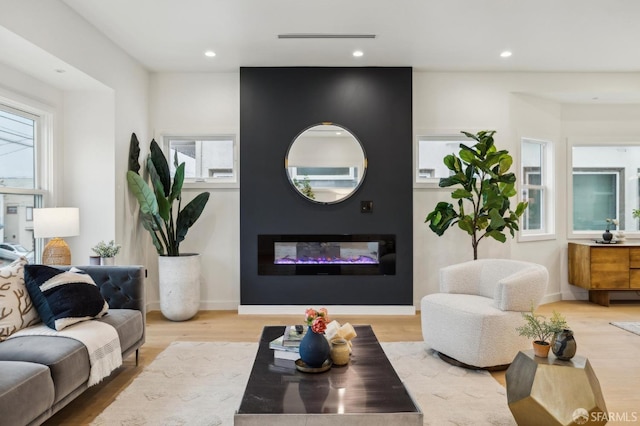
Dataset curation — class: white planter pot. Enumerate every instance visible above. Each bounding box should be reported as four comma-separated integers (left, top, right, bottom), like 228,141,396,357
100,257,115,265
158,254,201,321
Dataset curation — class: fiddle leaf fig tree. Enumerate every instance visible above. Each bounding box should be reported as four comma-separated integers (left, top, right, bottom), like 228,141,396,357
127,133,210,256
425,130,528,260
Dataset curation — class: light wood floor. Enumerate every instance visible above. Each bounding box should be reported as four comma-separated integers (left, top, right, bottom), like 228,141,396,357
46,301,640,425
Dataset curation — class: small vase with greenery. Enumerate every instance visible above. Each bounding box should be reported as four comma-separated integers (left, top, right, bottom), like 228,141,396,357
424,130,528,260
603,218,617,242
516,306,568,357
91,240,121,258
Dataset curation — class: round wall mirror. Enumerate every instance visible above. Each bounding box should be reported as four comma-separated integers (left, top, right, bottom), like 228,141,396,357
285,123,367,204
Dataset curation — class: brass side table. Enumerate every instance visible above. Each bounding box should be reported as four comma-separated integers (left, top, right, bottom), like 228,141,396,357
506,350,607,426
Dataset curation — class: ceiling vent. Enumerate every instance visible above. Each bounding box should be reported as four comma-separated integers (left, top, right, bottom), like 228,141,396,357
278,34,376,39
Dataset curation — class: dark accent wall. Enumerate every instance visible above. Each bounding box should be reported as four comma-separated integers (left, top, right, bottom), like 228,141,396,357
240,67,413,305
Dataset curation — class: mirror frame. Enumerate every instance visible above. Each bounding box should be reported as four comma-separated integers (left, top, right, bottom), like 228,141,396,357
285,122,368,205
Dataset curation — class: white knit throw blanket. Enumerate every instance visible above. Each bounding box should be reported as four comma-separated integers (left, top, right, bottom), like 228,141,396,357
9,321,122,386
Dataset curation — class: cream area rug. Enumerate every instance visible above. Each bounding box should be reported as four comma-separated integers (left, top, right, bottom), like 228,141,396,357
91,341,515,426
611,321,640,336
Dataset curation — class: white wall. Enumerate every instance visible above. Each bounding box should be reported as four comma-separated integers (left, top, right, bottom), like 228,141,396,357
509,93,563,300
413,71,640,307
63,90,116,261
413,72,515,306
148,72,240,310
0,0,149,269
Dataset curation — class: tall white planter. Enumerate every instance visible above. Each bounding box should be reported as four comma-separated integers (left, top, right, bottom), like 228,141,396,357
158,254,201,321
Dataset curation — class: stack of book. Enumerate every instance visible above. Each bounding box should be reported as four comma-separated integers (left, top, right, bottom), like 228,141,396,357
269,325,307,368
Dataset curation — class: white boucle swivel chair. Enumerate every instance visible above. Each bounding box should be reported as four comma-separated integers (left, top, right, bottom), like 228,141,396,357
421,259,548,369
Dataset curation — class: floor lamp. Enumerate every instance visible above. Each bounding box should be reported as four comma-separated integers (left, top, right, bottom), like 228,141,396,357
33,207,80,265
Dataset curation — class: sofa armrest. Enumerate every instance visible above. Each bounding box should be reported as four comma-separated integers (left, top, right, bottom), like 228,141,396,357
494,266,548,311
439,261,483,294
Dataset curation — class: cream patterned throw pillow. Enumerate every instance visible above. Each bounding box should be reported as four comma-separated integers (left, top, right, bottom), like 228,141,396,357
0,257,40,341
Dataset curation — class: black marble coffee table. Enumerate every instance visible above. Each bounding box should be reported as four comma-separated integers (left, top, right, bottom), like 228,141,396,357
234,325,422,425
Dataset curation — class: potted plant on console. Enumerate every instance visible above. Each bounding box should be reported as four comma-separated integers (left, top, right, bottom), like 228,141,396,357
424,130,528,259
127,133,210,321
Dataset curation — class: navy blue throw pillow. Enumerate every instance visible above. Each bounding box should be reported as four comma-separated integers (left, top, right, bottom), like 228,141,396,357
24,265,109,331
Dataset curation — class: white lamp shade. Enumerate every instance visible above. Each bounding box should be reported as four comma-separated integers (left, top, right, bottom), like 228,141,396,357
33,207,80,238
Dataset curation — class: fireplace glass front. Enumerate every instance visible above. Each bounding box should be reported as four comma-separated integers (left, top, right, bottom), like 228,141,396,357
258,234,395,275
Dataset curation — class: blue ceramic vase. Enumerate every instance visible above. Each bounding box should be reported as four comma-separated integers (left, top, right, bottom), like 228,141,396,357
299,329,330,368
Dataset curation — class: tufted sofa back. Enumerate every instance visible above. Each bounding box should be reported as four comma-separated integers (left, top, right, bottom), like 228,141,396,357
59,264,146,330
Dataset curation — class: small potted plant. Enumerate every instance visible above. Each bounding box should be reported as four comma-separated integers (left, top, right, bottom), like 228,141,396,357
516,306,567,358
91,240,121,265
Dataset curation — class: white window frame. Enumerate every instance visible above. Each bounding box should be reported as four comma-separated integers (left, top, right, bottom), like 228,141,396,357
162,134,239,188
519,137,555,242
0,92,53,262
572,168,622,233
414,133,475,188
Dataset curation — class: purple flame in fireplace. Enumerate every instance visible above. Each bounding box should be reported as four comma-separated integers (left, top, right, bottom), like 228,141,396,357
274,241,379,265
275,255,378,265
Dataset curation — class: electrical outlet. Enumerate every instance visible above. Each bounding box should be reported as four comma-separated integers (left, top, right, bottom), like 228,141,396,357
360,200,373,213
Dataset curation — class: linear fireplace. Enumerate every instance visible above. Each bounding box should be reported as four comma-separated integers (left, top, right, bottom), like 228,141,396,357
258,234,396,275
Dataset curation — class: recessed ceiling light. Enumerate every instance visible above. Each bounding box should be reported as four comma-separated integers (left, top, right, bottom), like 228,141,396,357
54,69,66,73
500,51,512,58
353,50,364,58
204,50,216,58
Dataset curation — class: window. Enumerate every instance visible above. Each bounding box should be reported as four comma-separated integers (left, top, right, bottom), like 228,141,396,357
164,135,237,185
0,105,35,189
520,138,554,240
288,166,357,187
415,134,474,186
573,169,621,231
570,145,640,236
0,102,46,266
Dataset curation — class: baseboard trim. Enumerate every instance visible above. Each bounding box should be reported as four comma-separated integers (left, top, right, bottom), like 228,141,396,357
237,305,416,315
146,300,239,312
540,292,562,305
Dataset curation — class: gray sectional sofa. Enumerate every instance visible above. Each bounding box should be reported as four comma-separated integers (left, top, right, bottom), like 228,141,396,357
0,265,146,426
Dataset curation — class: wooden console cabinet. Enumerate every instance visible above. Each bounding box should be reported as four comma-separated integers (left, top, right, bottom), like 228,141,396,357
568,242,640,306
